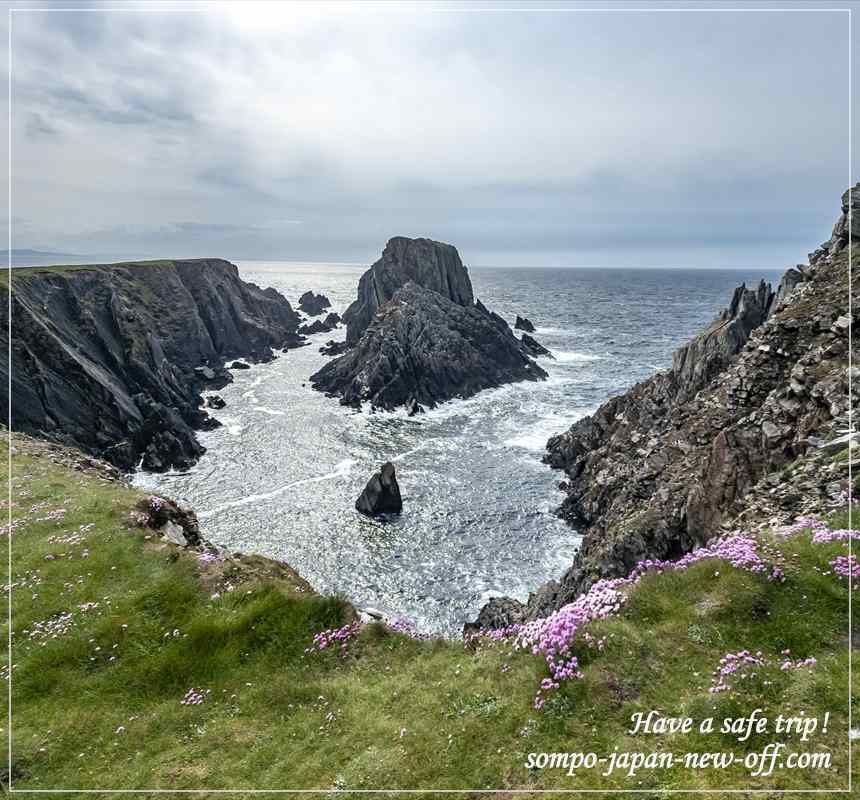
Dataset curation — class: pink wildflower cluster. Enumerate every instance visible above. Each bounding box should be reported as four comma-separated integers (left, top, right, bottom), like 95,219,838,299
388,617,430,640
148,496,164,512
830,555,860,580
709,650,766,694
777,517,859,544
180,687,208,706
305,621,363,655
473,531,791,709
196,552,224,566
631,533,785,582
710,649,816,694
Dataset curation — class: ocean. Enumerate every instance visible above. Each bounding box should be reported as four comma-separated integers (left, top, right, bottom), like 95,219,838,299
133,261,782,635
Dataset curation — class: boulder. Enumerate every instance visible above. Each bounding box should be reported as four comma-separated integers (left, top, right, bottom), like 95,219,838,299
205,395,226,410
514,315,536,332
230,360,251,370
324,311,342,328
407,398,425,416
355,462,403,516
298,291,332,316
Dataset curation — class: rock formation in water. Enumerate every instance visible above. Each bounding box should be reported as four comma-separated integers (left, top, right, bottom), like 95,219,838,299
520,333,553,359
205,395,226,410
2,258,303,472
471,184,857,631
299,312,341,336
311,281,547,409
356,461,403,516
298,291,331,316
342,237,475,345
311,237,547,409
515,315,536,332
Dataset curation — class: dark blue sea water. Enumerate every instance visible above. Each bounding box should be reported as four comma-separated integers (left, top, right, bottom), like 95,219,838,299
134,262,782,635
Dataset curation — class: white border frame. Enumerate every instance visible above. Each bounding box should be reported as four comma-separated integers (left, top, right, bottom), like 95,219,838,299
4,2,854,794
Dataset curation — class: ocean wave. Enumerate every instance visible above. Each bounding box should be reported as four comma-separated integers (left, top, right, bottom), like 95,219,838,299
552,350,602,363
252,406,286,416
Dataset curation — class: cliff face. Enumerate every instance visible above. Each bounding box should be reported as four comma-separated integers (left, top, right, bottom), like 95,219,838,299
343,237,475,345
312,237,547,409
472,184,857,630
2,258,302,472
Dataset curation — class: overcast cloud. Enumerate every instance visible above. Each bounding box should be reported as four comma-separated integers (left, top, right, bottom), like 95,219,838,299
0,1,855,267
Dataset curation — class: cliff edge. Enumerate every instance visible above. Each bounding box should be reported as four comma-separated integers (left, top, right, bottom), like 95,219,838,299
2,258,303,472
472,184,857,630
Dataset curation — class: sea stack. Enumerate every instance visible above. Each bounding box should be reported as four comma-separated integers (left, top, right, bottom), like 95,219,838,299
356,462,403,516
310,237,547,410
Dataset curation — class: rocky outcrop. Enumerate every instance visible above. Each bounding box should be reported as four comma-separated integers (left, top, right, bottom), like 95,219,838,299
355,462,403,516
299,313,341,336
520,333,553,359
310,281,547,409
472,184,857,630
515,315,536,332
2,258,303,472
312,237,546,409
205,395,226,410
342,237,474,345
298,291,331,316
320,340,350,357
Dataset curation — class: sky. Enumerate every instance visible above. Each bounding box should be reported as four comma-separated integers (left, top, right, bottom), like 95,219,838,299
0,0,856,268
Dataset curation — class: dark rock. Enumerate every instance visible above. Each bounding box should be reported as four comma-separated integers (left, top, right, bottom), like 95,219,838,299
407,398,424,416
311,281,547,410
343,237,474,345
298,291,331,316
298,320,330,335
319,340,350,357
520,333,553,359
205,395,226,410
324,311,341,327
230,360,251,370
135,494,203,547
355,461,403,516
1,258,303,472
514,315,536,332
472,183,858,629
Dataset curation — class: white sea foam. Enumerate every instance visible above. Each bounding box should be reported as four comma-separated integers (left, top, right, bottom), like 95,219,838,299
253,406,286,416
199,458,358,517
552,350,602,363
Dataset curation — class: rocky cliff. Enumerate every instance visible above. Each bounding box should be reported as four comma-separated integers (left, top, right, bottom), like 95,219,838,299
343,237,475,345
311,238,546,409
472,184,857,630
2,258,303,472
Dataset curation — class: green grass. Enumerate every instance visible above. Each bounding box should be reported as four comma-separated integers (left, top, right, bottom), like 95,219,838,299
1,434,858,796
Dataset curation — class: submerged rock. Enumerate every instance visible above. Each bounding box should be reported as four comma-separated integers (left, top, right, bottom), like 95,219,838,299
298,291,331,316
355,462,403,516
229,360,251,370
311,281,547,409
205,395,226,410
514,315,536,332
299,312,341,336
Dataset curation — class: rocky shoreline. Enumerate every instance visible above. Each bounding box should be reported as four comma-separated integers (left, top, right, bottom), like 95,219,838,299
2,258,305,472
471,184,857,631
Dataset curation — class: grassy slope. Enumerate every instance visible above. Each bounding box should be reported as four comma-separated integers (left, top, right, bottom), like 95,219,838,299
1,433,857,797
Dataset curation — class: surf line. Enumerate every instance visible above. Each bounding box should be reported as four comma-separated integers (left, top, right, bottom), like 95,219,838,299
198,459,357,518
